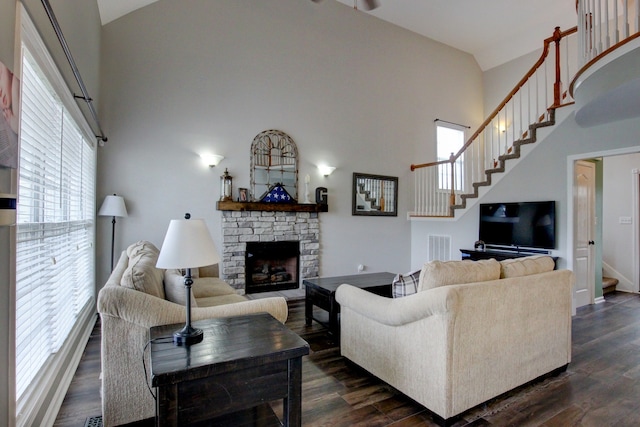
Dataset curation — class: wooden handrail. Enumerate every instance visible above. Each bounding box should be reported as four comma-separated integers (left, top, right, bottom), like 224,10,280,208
410,158,451,171
411,26,577,171
569,31,640,97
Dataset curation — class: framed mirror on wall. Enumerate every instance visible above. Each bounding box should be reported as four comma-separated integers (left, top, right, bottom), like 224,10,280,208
250,129,298,202
352,172,398,216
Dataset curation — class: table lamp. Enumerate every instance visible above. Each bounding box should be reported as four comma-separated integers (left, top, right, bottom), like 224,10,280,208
98,194,128,271
156,213,220,345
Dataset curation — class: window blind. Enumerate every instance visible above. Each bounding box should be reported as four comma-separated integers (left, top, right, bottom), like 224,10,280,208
15,48,96,402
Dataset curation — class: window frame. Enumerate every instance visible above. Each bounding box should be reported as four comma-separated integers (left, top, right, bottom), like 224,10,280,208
13,5,97,426
436,122,466,192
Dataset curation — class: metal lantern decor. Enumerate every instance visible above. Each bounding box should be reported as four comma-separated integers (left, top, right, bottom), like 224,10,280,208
220,168,233,201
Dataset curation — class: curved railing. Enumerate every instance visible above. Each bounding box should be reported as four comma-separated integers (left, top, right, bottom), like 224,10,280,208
410,27,578,217
577,0,640,65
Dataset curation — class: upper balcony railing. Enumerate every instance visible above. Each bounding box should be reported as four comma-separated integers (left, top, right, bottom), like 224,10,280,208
578,0,640,65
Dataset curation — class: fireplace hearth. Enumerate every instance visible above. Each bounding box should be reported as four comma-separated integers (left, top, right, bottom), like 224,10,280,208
245,241,300,294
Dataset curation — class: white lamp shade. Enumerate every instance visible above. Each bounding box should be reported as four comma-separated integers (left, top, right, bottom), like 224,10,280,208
98,195,128,217
156,218,221,269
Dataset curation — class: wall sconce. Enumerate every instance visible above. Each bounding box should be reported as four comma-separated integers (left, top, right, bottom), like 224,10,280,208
201,154,224,167
318,165,336,177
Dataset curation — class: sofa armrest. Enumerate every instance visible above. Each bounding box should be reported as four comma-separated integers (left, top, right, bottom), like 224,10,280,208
335,284,457,327
98,285,288,327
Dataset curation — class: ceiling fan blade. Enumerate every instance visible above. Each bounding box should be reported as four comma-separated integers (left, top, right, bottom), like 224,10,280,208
362,0,380,10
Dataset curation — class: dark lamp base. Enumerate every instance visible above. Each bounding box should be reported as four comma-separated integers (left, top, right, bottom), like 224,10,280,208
173,326,203,346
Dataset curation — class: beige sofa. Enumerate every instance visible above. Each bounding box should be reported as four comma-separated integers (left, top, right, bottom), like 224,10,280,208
97,241,288,426
335,256,573,426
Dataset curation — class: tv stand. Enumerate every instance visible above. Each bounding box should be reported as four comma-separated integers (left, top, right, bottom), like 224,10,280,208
460,248,552,262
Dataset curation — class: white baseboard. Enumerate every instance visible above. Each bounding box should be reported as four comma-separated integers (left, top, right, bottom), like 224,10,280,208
594,296,606,304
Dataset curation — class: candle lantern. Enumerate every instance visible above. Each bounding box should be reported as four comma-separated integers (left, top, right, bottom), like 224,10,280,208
220,168,233,201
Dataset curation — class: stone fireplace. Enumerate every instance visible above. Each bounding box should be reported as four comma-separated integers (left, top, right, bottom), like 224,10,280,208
219,210,320,293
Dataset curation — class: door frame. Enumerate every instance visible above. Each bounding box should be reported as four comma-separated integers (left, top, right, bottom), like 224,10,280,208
574,159,597,309
567,146,640,312
633,168,640,292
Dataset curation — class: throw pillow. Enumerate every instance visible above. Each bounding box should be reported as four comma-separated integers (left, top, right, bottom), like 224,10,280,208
164,269,198,307
418,258,501,292
500,255,555,278
121,242,165,299
126,240,159,258
392,269,421,298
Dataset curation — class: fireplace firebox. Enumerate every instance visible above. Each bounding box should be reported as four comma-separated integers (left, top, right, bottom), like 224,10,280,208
245,241,300,294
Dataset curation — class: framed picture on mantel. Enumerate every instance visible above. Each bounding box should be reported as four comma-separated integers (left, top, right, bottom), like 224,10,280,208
352,173,398,216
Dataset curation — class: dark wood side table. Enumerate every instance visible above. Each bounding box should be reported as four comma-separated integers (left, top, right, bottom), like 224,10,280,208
303,272,395,336
150,313,309,426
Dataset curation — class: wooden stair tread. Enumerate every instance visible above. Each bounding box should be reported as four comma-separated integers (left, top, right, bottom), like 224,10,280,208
603,276,618,295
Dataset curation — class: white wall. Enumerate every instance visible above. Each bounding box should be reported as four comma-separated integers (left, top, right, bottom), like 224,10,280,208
97,0,484,288
603,153,640,291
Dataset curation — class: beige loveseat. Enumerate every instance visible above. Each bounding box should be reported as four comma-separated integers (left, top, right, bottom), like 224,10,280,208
335,256,573,426
97,241,288,426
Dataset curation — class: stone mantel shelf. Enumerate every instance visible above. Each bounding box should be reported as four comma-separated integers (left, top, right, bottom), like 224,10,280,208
216,201,328,213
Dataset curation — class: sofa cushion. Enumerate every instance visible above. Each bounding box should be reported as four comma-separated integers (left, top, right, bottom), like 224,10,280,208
164,269,198,307
121,241,165,299
418,258,501,292
392,269,421,298
196,293,248,307
179,264,219,278
191,277,236,298
500,255,555,278
198,264,219,278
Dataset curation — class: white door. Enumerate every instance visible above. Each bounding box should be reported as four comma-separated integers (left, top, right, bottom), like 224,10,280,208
574,160,596,308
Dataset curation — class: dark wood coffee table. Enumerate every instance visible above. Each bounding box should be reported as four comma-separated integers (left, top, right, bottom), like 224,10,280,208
303,272,395,336
150,313,309,426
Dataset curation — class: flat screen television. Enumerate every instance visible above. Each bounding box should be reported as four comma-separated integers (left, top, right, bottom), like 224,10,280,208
478,201,556,250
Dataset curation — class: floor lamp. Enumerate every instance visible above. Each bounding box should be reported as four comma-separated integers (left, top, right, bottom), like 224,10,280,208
98,194,128,271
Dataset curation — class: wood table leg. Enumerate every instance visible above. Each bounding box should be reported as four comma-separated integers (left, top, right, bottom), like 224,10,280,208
305,287,313,326
283,356,303,427
156,384,178,427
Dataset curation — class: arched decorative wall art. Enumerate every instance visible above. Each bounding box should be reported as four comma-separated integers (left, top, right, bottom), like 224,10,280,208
250,130,298,201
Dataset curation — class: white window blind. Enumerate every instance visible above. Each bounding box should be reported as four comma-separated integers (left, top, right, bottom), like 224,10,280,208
15,47,96,403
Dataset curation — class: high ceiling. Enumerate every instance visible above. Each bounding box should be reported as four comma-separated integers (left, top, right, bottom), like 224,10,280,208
96,0,577,71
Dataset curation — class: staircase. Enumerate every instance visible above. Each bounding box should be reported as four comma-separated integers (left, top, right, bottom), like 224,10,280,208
411,1,640,218
410,27,577,218
452,109,557,211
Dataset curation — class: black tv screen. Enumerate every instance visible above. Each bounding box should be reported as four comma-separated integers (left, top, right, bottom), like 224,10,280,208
479,201,556,250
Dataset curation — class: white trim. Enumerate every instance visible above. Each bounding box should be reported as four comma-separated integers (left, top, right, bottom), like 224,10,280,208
632,168,639,293
594,296,606,304
567,144,640,272
567,145,640,312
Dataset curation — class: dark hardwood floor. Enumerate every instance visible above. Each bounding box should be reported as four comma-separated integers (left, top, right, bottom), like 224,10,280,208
54,292,640,426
